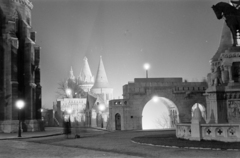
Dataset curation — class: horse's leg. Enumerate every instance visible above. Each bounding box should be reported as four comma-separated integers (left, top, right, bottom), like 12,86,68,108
231,27,238,46
231,29,237,46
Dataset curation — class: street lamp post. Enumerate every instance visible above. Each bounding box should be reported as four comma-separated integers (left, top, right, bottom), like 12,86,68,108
16,100,25,137
144,63,150,78
98,104,105,128
67,108,72,123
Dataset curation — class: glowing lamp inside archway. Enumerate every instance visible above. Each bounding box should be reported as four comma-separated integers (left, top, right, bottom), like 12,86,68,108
152,96,159,102
142,97,178,130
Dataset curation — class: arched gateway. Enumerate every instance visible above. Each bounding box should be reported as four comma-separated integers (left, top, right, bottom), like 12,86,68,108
108,78,207,131
142,97,179,129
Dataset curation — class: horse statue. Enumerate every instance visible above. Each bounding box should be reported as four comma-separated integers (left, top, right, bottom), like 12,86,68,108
212,2,240,46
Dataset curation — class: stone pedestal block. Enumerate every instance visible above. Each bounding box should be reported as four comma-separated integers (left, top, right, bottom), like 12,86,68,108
0,120,19,133
23,119,44,132
190,105,205,141
190,123,201,141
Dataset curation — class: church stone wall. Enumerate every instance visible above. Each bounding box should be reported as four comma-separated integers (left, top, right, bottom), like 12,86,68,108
108,78,207,131
0,0,42,133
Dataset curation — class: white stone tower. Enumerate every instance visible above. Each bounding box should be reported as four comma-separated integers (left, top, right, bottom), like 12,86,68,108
78,57,94,92
91,56,113,104
69,66,76,81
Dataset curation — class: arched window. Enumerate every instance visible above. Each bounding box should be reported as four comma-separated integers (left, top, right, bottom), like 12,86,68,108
115,113,121,130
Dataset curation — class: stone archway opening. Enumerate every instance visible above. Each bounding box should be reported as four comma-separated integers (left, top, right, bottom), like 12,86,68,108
191,103,206,121
142,96,179,130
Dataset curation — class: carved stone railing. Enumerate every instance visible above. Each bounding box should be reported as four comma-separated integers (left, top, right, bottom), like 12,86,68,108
220,52,240,58
176,124,191,139
176,123,240,142
201,124,240,142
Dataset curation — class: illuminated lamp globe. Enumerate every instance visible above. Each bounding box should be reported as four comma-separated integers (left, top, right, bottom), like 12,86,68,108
66,88,72,96
99,104,106,112
152,96,159,103
144,63,150,70
67,108,72,114
16,100,25,109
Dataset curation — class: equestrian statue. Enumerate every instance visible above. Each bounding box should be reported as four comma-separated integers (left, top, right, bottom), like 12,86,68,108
212,1,240,46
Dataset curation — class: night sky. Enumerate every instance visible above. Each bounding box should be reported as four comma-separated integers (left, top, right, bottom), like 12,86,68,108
30,0,225,109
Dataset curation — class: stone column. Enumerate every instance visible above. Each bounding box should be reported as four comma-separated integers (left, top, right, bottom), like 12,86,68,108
228,65,234,83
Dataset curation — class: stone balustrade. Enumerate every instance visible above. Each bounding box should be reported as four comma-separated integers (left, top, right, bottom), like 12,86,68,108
176,123,240,142
220,52,240,58
176,124,191,139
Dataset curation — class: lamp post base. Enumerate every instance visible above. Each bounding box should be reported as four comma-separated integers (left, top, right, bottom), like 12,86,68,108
18,120,21,137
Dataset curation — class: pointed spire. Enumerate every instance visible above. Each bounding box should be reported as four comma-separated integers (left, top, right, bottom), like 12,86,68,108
69,66,75,80
92,56,110,89
211,22,232,61
191,104,206,124
79,57,94,83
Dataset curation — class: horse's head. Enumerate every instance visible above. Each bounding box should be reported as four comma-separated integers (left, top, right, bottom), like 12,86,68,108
212,5,223,19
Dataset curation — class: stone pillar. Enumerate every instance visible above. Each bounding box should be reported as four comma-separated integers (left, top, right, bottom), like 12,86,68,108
190,104,205,141
24,41,34,120
207,109,216,124
34,46,41,120
228,65,234,83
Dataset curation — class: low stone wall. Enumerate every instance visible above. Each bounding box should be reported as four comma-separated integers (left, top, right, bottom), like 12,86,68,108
176,123,240,142
176,124,191,139
0,119,44,133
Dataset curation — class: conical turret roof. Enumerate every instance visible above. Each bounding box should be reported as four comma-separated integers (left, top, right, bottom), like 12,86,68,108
92,56,110,89
211,22,232,61
79,57,94,84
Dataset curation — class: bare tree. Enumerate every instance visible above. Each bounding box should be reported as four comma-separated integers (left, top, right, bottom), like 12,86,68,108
155,113,171,129
56,79,68,99
56,79,87,99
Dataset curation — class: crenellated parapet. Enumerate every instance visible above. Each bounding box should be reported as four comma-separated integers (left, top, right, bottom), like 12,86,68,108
122,78,207,99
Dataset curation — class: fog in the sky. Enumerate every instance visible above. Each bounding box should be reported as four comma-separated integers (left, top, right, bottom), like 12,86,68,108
30,0,224,108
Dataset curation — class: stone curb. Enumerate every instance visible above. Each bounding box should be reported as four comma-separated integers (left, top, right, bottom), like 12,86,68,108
0,133,63,140
0,127,109,140
131,140,240,151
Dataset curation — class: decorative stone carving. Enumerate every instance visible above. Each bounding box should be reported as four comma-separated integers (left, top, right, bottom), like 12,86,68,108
228,100,240,122
228,127,236,137
221,65,229,83
207,66,223,86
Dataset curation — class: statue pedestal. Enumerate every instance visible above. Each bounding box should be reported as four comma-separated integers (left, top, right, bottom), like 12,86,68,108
205,87,228,124
206,47,240,124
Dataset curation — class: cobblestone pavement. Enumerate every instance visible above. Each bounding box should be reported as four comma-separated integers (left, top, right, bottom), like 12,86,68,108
0,139,140,158
3,129,240,158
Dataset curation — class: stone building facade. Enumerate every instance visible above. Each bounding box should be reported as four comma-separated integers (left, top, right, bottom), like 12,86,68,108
54,56,113,128
108,78,207,131
0,0,42,133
